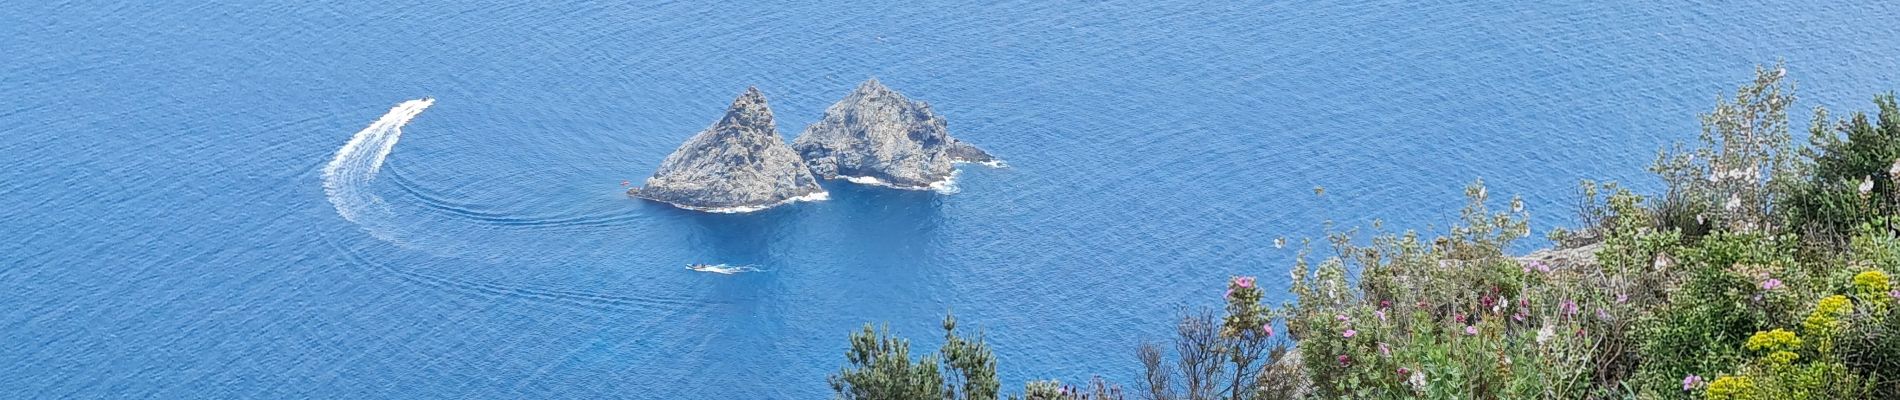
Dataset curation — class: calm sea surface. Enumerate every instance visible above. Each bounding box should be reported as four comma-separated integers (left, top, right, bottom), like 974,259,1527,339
3,1,1897,398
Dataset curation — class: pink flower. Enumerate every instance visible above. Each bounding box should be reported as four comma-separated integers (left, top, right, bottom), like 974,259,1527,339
1224,288,1233,299
1454,313,1468,324
1761,278,1783,291
1512,312,1525,322
1596,308,1611,321
1536,261,1551,273
1336,314,1350,323
1378,342,1391,357
1262,323,1274,337
1343,329,1357,338
1234,276,1255,288
1682,374,1702,391
1464,325,1478,336
1375,310,1387,322
1891,289,1900,299
1379,300,1392,309
1337,354,1351,366
1559,300,1578,316
1616,293,1628,304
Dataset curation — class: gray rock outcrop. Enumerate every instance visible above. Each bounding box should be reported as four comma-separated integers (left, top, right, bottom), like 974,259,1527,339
629,87,827,212
792,79,997,189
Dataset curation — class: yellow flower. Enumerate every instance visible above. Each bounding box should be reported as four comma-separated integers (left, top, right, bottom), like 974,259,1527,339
1763,350,1799,365
1743,329,1801,353
1706,375,1754,400
1855,270,1893,308
1855,270,1891,294
1803,295,1853,335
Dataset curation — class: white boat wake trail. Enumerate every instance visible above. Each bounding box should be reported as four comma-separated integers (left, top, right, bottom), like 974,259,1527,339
323,98,434,242
687,264,767,275
316,99,713,311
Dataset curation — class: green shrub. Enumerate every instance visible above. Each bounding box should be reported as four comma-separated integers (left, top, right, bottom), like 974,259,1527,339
1784,94,1900,247
1629,232,1792,396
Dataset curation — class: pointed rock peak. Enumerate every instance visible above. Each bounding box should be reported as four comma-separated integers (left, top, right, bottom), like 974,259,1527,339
852,78,896,97
739,86,765,101
628,85,823,212
728,87,769,111
717,87,775,129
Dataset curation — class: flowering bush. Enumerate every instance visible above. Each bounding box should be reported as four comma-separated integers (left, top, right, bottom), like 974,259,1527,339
1744,329,1802,353
1284,180,1606,398
1802,295,1853,338
1853,270,1892,311
827,68,1900,399
1705,375,1753,400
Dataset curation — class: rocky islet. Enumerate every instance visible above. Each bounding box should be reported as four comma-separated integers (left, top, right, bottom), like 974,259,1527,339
631,80,999,212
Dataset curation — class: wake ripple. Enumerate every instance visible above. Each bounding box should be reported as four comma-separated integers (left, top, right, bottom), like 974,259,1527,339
383,166,646,229
322,99,644,235
325,234,714,311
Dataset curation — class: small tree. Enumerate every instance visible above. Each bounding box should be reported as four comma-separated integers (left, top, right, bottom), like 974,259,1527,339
942,313,1001,400
829,324,946,400
828,312,1009,400
1139,278,1292,400
1651,62,1800,235
1219,277,1276,400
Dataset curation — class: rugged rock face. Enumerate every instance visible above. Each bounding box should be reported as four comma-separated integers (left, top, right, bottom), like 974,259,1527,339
792,78,997,190
629,87,826,212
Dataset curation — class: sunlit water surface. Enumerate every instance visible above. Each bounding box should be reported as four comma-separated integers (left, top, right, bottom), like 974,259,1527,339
3,1,1898,398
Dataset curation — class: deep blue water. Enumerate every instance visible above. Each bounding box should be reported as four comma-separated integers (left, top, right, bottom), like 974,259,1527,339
4,1,1898,398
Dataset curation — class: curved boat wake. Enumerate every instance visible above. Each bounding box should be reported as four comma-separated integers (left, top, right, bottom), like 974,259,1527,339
317,99,720,311
322,98,435,242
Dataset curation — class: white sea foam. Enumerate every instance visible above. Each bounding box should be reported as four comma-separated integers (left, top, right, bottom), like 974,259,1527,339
322,98,434,237
663,190,830,214
926,171,960,194
839,171,961,194
842,175,888,186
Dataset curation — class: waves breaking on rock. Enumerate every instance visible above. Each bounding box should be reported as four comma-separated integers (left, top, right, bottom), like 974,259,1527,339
792,78,999,190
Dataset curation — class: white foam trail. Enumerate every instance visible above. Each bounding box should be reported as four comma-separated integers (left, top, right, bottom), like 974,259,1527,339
687,264,766,275
956,159,1009,168
323,98,434,236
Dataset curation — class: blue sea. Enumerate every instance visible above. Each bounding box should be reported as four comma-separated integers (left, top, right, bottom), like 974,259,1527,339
4,1,1897,398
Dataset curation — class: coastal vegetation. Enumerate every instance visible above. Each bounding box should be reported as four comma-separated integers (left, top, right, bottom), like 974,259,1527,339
829,64,1900,399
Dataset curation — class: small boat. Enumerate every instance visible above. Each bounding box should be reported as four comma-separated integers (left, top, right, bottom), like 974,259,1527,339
686,263,760,275
687,263,736,274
